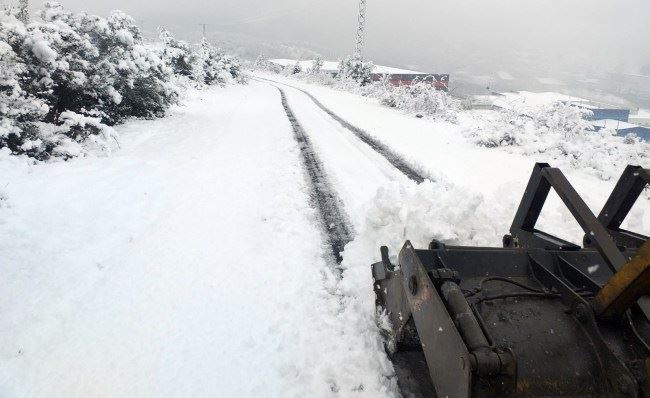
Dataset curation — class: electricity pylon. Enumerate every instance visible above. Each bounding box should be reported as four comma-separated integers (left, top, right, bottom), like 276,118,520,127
353,0,366,60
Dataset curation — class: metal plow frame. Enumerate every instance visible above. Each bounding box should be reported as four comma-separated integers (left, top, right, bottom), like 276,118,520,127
373,163,650,397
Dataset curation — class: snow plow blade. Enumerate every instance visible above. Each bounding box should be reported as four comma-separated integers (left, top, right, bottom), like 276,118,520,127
372,163,650,397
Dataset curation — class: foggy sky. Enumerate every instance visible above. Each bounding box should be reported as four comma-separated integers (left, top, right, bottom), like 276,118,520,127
23,0,650,79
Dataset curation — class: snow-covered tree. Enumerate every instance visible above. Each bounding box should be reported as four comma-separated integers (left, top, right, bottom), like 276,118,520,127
16,0,29,23
311,56,323,74
158,27,194,78
194,39,246,85
338,55,373,85
291,60,302,74
254,52,269,69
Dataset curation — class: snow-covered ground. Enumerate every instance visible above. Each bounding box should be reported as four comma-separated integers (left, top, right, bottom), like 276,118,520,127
0,83,395,397
254,73,649,243
2,72,648,397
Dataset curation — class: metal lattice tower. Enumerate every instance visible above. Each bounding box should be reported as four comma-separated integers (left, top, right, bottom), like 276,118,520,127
353,0,367,60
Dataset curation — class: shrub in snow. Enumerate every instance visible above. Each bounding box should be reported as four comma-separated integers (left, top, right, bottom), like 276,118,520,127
338,55,373,85
0,33,50,157
253,53,282,74
15,0,29,23
195,38,247,85
157,28,247,87
158,27,194,79
465,102,649,180
290,60,302,75
0,2,178,159
373,78,460,121
311,56,323,74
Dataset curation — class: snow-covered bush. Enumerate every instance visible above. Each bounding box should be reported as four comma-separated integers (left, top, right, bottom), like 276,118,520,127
338,55,373,85
253,53,282,74
194,38,247,85
0,31,50,157
465,102,649,180
286,69,460,120
157,29,247,87
158,27,194,79
0,3,178,159
311,56,323,74
373,78,459,121
291,60,302,75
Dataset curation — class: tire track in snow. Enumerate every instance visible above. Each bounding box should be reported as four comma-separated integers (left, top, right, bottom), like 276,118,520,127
256,76,429,184
276,86,354,264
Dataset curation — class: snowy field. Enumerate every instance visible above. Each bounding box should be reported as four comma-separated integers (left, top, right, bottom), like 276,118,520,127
1,74,648,397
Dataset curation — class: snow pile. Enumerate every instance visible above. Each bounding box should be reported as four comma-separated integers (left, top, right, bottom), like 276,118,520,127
342,180,505,274
337,179,508,371
464,101,649,180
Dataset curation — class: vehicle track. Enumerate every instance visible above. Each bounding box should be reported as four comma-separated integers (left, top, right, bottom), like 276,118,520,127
256,76,429,184
276,86,354,264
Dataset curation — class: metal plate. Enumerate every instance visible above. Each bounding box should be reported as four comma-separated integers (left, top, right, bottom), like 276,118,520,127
399,241,472,398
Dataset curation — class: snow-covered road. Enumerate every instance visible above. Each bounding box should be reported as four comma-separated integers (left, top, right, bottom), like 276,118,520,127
0,82,396,397
2,74,647,398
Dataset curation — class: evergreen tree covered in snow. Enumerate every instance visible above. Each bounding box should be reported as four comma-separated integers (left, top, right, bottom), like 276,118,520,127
338,55,373,85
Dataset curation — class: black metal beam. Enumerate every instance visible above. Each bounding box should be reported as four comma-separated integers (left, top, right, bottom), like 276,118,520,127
510,163,627,272
591,165,650,249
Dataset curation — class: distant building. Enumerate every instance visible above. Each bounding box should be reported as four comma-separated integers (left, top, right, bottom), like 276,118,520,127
371,73,449,91
268,59,449,91
567,101,631,122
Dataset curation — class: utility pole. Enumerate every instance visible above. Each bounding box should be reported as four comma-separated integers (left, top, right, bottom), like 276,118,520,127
353,0,367,60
